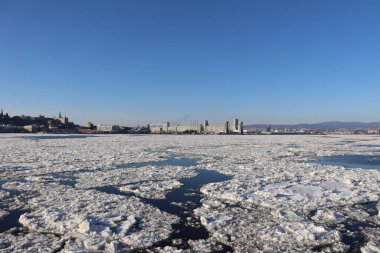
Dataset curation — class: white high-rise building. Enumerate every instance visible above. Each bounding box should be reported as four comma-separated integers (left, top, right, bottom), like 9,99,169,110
233,118,239,131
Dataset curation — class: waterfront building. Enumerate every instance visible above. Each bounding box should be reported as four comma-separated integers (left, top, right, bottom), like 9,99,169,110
58,112,68,125
230,119,244,134
163,122,170,132
150,119,243,134
0,109,9,120
96,125,120,133
233,118,239,131
23,125,38,133
368,128,380,135
87,122,94,129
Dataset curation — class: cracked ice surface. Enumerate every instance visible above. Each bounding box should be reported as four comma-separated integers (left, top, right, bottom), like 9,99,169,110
2,181,178,251
0,232,63,253
0,190,11,219
192,135,380,252
1,134,380,252
0,134,192,252
119,180,182,199
75,165,196,190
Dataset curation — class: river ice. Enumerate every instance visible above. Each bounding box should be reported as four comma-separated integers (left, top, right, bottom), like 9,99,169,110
0,134,379,252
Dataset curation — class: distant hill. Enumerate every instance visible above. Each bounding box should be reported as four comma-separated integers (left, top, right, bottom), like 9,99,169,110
245,121,380,130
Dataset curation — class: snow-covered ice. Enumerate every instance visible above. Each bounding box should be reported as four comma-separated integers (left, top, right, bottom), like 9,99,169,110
0,134,380,252
0,231,63,253
2,181,178,251
119,180,182,199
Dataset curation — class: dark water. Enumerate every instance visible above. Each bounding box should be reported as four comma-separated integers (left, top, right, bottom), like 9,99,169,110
49,173,77,187
341,140,358,144
57,179,77,187
312,155,380,170
355,144,380,148
148,169,232,250
0,209,28,233
310,156,380,251
0,181,28,233
96,168,233,251
340,202,379,253
314,202,379,253
340,220,379,253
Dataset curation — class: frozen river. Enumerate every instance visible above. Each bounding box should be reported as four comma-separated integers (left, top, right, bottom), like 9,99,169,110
0,134,379,252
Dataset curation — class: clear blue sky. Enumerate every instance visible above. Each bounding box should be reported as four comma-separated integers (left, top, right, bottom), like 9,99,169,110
0,0,379,126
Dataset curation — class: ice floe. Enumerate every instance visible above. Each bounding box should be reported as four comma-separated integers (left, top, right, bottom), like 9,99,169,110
119,180,182,199
2,181,178,251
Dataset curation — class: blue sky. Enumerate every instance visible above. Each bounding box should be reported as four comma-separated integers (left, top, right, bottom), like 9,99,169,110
0,0,379,126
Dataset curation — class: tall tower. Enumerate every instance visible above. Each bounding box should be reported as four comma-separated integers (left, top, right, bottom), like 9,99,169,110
239,121,244,134
0,109,3,117
225,121,230,134
233,118,239,131
163,122,170,132
203,120,209,133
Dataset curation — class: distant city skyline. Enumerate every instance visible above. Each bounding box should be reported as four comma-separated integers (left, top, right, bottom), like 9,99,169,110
2,108,380,128
1,1,380,126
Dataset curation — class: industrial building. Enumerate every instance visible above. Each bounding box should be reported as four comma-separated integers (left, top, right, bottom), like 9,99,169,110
150,119,244,134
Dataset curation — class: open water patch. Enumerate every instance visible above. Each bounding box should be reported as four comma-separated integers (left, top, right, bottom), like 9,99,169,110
0,209,28,233
310,202,380,252
148,169,233,250
342,202,380,252
355,144,380,148
339,219,379,253
311,155,380,170
49,173,77,187
96,169,233,251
